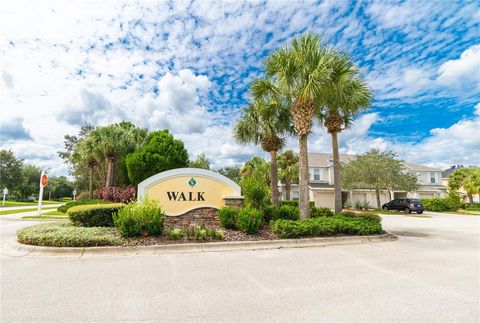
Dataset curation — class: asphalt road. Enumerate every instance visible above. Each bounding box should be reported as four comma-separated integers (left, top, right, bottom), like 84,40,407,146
1,213,479,322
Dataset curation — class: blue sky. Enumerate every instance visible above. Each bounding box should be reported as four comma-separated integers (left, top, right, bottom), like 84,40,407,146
0,0,479,175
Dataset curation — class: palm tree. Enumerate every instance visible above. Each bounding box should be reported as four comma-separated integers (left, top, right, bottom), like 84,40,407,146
234,100,292,206
317,52,372,213
240,156,271,186
84,122,147,188
251,33,333,217
278,150,299,201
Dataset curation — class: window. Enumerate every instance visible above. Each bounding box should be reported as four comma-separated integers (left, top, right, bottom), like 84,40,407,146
291,191,299,200
430,172,436,184
310,168,322,181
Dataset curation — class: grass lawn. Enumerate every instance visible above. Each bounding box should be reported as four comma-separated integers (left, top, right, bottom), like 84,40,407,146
0,206,58,215
1,200,61,207
17,221,122,247
22,210,68,220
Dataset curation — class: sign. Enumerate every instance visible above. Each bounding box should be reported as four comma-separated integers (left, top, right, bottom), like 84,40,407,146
37,170,47,215
137,168,242,216
41,174,48,187
72,189,77,201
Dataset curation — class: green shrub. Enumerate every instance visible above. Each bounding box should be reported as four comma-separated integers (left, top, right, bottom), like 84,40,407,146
341,211,357,217
466,202,480,211
68,204,125,227
277,205,300,221
16,222,121,247
355,212,381,221
236,207,263,234
420,198,453,212
218,206,238,229
113,198,164,237
280,200,315,208
263,205,278,222
58,199,108,213
182,225,224,241
311,207,334,217
166,228,183,240
271,214,383,239
241,178,269,209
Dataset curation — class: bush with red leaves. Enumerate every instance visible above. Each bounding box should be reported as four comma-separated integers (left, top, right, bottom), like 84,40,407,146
96,186,136,203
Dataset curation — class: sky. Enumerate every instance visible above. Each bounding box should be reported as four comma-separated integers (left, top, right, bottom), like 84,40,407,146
0,0,479,176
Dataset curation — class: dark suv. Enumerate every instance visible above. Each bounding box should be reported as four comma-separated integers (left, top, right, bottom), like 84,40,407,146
382,198,424,214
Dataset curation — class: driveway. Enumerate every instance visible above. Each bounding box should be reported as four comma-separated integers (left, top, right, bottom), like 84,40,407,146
1,213,479,322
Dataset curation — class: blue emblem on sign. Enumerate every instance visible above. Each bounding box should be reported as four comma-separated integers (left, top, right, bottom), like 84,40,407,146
188,178,196,187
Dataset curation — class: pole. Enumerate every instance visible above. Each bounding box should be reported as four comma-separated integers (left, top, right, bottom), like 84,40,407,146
37,170,46,216
2,188,7,207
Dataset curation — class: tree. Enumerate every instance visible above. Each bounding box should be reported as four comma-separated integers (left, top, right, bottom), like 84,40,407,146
240,156,271,187
278,150,299,200
448,168,480,205
234,99,292,206
43,176,74,200
190,153,211,170
58,124,95,192
251,33,334,217
18,165,41,200
84,122,147,187
317,51,372,213
217,166,241,184
0,150,23,193
342,149,418,209
125,130,189,185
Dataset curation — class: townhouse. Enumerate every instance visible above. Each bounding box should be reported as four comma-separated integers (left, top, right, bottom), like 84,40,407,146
280,153,447,209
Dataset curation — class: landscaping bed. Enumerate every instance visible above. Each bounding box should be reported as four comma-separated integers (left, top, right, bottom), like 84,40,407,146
16,200,385,248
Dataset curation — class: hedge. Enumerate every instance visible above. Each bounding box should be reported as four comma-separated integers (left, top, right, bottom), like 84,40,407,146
16,222,121,247
280,200,315,208
419,198,460,212
58,199,109,213
271,214,383,239
68,204,125,227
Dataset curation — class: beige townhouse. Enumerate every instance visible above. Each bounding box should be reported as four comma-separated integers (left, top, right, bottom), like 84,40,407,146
280,152,447,209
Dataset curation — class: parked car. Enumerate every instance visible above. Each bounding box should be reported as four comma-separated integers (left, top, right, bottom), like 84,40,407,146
382,198,424,214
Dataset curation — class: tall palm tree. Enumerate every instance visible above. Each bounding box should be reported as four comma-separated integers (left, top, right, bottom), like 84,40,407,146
84,122,147,188
317,52,372,213
251,33,333,217
278,150,299,201
234,99,292,206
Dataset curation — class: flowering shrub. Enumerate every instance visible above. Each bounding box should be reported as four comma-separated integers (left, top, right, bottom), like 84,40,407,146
96,186,136,203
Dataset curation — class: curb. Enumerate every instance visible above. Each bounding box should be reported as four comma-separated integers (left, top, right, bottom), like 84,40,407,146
3,233,397,258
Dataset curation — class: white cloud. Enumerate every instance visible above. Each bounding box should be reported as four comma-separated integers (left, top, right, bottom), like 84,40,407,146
308,105,480,169
0,117,32,141
437,45,480,86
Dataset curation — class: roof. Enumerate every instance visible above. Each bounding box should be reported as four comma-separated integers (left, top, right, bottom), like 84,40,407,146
308,152,443,171
308,153,356,167
309,182,334,189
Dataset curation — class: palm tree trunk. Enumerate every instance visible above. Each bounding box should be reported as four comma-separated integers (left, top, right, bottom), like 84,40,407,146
299,134,310,218
88,166,94,199
106,159,114,188
375,189,381,209
331,132,342,213
285,179,291,201
270,150,280,206
468,194,473,205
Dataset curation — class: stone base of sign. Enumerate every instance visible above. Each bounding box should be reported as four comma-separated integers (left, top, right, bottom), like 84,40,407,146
164,207,220,229
223,197,244,208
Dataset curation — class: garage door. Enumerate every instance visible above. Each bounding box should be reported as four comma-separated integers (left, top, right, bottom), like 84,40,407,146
419,193,434,199
315,192,335,209
352,192,367,202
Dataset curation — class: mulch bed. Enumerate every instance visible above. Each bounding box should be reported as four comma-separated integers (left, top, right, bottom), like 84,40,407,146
120,224,276,247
